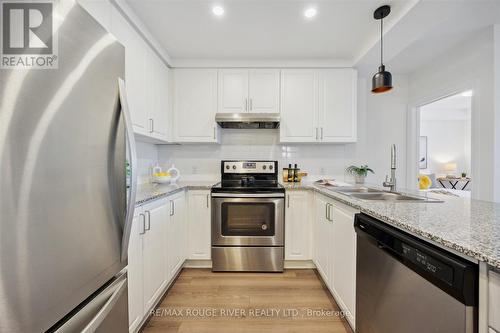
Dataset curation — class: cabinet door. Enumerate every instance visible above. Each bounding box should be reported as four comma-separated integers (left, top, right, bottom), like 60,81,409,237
314,194,331,283
174,69,219,143
331,203,357,325
285,191,311,260
146,50,169,141
77,0,112,30
128,209,144,332
248,69,280,113
142,200,169,314
318,69,357,142
218,69,249,113
111,8,148,135
280,70,318,142
167,192,186,278
187,190,211,260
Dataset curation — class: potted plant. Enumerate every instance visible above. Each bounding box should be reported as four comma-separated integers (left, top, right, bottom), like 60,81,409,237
346,165,374,184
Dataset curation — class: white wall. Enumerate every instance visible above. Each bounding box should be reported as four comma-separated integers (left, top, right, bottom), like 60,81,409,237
355,74,410,186
135,141,158,184
494,24,500,202
420,119,471,176
157,130,361,183
408,27,496,201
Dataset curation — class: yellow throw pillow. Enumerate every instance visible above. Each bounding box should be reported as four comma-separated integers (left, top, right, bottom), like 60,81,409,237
419,174,432,190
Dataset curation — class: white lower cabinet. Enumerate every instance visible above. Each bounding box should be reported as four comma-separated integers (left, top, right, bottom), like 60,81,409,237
490,270,500,332
285,191,311,260
142,199,169,316
187,190,212,260
330,202,357,327
313,192,358,329
128,191,186,333
128,208,145,333
167,191,187,278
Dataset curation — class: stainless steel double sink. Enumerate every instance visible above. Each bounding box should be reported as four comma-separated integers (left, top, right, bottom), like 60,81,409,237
331,187,443,203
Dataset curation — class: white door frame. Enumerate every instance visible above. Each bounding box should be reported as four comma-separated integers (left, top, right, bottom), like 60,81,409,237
405,80,480,198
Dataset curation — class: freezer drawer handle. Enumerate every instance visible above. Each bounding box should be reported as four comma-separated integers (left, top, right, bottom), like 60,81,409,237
53,272,127,333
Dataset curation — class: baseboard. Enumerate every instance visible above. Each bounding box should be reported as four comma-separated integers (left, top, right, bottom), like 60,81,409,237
284,260,316,269
183,259,212,268
183,259,316,269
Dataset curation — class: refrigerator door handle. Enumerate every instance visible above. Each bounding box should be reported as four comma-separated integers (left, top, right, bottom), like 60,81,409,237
118,78,138,262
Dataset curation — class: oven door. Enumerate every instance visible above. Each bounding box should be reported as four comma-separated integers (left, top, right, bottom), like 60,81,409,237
212,195,284,246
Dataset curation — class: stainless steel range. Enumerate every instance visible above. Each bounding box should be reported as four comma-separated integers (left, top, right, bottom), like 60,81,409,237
211,161,285,272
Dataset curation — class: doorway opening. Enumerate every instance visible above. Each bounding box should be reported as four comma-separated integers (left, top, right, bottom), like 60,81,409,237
417,91,472,197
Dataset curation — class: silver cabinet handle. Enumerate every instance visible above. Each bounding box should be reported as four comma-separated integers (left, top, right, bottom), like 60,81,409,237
245,98,249,111
139,213,146,235
287,194,290,208
327,204,333,222
320,127,323,140
213,126,216,140
325,203,329,220
315,127,319,140
206,194,209,208
145,211,151,231
169,200,174,216
250,98,253,111
149,118,154,133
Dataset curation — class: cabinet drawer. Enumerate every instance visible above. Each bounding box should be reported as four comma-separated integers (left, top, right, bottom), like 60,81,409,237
490,270,500,331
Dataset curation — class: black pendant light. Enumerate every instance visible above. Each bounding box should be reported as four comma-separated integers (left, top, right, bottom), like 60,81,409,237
372,5,393,93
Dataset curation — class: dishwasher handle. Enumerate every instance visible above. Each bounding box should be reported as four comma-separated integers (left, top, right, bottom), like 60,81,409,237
354,213,478,306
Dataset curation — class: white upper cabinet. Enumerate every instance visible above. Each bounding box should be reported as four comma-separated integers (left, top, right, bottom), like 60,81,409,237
280,68,357,143
248,69,280,113
218,70,248,113
280,70,318,142
110,8,148,135
145,49,169,141
173,69,219,143
218,69,280,114
319,69,357,142
109,6,170,143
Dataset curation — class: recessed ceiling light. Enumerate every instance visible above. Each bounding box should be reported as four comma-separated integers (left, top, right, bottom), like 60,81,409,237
304,7,317,19
461,90,473,97
212,6,225,17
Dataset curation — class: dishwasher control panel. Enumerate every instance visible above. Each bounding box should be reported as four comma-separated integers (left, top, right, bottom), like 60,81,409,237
401,242,454,285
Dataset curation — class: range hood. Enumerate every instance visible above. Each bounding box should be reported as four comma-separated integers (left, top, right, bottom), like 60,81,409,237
215,113,280,129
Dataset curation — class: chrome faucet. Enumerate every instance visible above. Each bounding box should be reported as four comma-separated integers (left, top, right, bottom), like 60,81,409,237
383,144,397,192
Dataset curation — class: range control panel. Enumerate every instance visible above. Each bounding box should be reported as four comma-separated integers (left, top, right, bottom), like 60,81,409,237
222,161,276,174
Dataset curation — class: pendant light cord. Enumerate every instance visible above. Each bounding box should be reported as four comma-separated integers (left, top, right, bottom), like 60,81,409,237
380,16,383,66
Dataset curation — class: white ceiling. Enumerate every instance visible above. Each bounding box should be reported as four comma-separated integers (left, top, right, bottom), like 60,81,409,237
125,0,415,61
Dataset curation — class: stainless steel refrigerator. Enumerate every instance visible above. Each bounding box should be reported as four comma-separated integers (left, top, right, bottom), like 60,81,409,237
0,2,137,332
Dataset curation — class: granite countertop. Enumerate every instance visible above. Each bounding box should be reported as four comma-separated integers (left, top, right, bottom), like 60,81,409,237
135,181,215,206
135,180,500,268
287,181,500,269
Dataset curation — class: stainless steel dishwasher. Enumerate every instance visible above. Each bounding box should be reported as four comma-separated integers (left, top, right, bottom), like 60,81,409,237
354,213,477,333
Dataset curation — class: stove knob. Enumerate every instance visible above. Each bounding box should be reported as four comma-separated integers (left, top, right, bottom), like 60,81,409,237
226,165,230,170
232,165,237,170
269,165,273,170
262,165,267,170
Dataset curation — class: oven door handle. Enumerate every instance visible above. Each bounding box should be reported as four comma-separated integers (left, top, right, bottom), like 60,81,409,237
211,193,285,198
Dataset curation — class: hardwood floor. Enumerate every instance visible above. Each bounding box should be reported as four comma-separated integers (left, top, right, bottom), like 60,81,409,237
142,269,353,333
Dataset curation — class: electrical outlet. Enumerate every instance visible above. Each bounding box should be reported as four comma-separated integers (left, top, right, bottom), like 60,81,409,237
192,166,198,174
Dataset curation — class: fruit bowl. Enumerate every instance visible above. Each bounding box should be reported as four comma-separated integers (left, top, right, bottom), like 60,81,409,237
153,175,172,184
